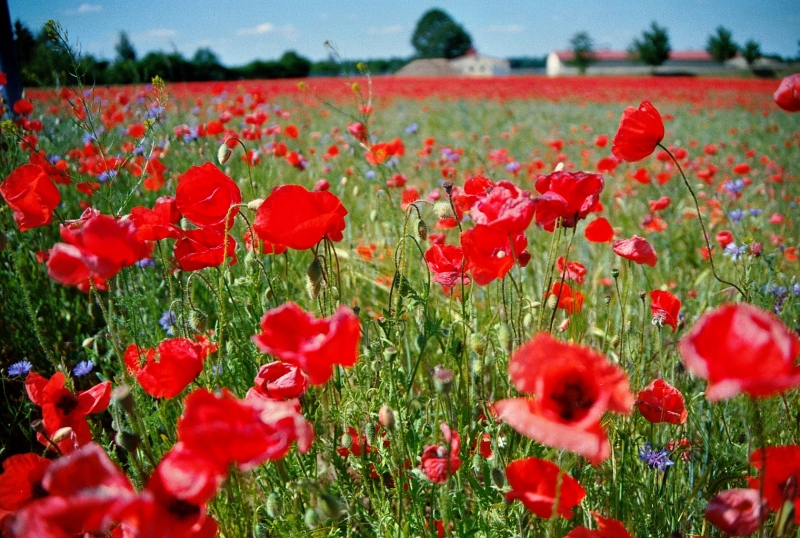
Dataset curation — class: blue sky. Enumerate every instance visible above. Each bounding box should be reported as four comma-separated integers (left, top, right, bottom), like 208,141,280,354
8,0,800,66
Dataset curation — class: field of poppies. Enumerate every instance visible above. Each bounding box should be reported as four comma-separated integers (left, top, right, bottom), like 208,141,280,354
1,61,800,538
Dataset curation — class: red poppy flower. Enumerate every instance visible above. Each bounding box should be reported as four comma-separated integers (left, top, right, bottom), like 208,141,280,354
635,378,687,425
420,423,462,484
12,99,33,116
177,388,314,471
533,170,604,232
679,303,800,401
25,372,111,453
461,225,527,286
468,180,534,234
611,101,665,162
175,162,241,231
452,175,494,215
494,333,633,465
121,443,222,538
253,184,347,251
649,290,681,332
557,256,587,284
124,338,211,399
1,164,61,232
424,243,469,291
565,512,634,538
649,196,670,212
774,73,800,112
748,445,800,523
716,230,734,247
612,236,657,267
504,457,585,519
129,197,183,242
584,217,614,243
251,361,308,400
545,281,584,315
705,488,768,536
4,443,136,538
252,302,360,385
173,227,237,272
47,214,152,287
0,453,51,516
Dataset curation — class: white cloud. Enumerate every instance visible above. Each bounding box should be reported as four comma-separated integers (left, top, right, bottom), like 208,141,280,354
66,3,102,15
367,25,403,36
488,24,525,33
236,23,275,36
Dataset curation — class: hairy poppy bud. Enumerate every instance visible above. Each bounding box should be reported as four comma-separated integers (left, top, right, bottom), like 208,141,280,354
546,293,559,310
306,258,324,299
554,162,565,172
52,426,74,443
115,430,140,453
417,219,428,241
217,143,232,165
491,467,506,488
364,423,376,447
469,333,486,355
433,200,455,220
383,346,397,361
266,492,282,518
189,309,208,333
304,508,320,529
341,432,353,450
317,493,343,520
379,405,395,431
247,198,264,211
0,231,7,253
112,384,135,414
497,323,512,353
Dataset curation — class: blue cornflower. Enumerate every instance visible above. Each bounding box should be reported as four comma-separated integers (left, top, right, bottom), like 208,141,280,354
136,257,155,268
748,208,762,217
505,161,521,173
365,170,376,180
73,360,94,377
8,360,33,376
728,209,744,223
146,105,165,119
724,242,748,261
792,283,800,295
159,310,177,334
723,179,745,194
97,170,117,183
639,443,674,471
405,122,419,134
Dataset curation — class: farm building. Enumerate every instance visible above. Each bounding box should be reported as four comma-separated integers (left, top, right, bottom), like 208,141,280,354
395,51,510,77
546,49,747,76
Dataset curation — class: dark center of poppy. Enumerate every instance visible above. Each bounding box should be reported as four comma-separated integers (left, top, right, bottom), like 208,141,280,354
168,498,201,519
56,394,79,416
549,374,596,422
32,481,48,499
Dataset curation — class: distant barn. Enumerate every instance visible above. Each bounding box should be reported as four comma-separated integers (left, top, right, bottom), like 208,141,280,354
545,49,762,76
396,50,510,77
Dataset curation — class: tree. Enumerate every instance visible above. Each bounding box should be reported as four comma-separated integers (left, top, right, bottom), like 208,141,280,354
630,22,671,67
411,9,472,59
115,31,136,63
707,26,738,63
741,39,762,66
569,31,595,74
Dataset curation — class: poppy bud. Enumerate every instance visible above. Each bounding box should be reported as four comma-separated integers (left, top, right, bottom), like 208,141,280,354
379,405,396,431
469,333,486,355
432,365,454,393
497,323,512,353
523,312,533,328
558,318,570,332
52,426,74,443
189,309,208,333
491,467,506,488
112,384,135,414
306,258,324,299
369,209,378,222
266,492,282,518
417,219,428,241
341,432,353,450
317,493,343,520
0,231,7,253
217,144,232,165
433,200,455,220
554,162,565,172
247,198,264,211
81,337,95,348
364,423,376,447
304,508,320,529
546,293,559,310
115,430,140,453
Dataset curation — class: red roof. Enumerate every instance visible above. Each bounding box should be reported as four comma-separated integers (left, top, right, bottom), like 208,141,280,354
554,49,713,62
